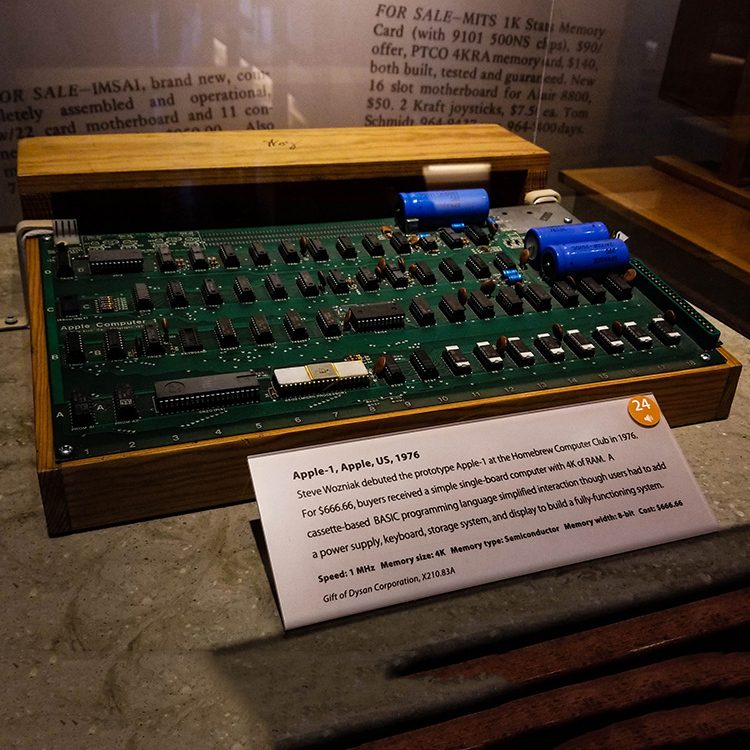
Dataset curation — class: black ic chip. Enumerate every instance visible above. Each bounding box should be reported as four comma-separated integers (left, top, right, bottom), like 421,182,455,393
439,257,463,282
466,254,491,279
89,247,143,274
409,296,435,326
348,302,405,332
249,242,270,266
284,309,308,341
179,327,204,353
410,347,439,380
220,243,240,268
362,234,384,256
468,290,495,319
316,308,341,337
439,293,465,323
250,314,274,344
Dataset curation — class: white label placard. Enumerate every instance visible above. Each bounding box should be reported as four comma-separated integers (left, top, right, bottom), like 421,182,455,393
249,395,718,629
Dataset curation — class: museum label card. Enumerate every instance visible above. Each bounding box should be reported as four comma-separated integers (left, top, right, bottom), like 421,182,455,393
249,395,718,629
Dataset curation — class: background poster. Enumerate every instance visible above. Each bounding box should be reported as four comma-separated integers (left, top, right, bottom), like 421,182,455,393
0,0,688,227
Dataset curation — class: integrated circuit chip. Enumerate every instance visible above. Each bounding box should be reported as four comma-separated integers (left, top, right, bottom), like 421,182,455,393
348,302,405,332
154,372,260,413
113,383,139,421
89,247,143,274
273,359,369,396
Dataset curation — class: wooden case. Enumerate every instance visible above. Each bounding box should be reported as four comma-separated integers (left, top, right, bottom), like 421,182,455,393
19,126,741,534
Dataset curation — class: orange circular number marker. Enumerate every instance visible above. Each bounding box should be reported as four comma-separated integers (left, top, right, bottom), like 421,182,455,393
628,395,661,427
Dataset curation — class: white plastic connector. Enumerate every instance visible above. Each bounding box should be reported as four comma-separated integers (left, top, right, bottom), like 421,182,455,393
422,162,491,191
524,189,561,205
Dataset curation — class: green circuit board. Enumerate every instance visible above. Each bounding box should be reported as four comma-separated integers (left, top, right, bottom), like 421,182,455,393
43,204,724,463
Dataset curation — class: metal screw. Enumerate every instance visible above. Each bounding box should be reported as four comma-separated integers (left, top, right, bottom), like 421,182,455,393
563,216,573,224
4,315,18,325
57,445,74,458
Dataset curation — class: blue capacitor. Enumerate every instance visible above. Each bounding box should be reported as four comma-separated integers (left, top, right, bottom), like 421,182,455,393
525,221,610,266
501,269,522,283
396,189,490,231
540,238,630,280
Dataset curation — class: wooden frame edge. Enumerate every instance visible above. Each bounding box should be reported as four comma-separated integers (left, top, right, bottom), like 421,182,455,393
53,351,740,531
27,237,72,535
